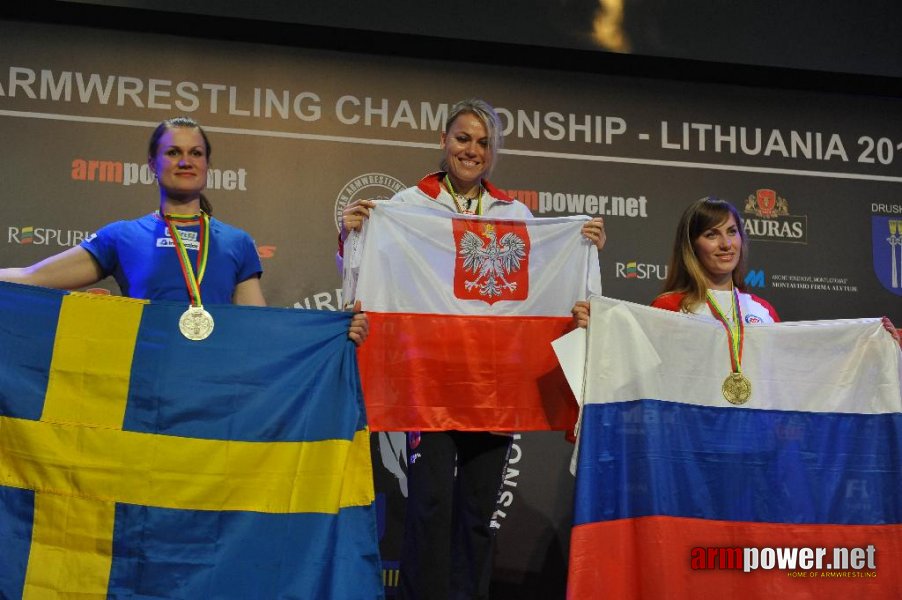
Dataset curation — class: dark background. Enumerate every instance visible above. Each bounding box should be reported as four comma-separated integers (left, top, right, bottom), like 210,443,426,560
1,2,900,598
8,0,902,90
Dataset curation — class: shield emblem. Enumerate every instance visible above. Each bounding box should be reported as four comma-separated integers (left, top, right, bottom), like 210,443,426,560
756,189,777,217
872,216,902,296
453,218,530,305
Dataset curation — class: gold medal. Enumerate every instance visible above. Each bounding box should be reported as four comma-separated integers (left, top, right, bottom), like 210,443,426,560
722,372,751,405
179,305,215,341
707,288,753,406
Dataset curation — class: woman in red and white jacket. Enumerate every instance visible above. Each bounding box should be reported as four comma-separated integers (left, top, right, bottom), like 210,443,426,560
650,196,778,323
572,196,900,345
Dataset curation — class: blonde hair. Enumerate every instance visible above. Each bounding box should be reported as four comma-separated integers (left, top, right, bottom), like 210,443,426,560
439,98,503,176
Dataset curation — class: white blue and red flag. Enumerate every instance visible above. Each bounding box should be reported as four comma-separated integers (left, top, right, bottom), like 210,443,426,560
567,296,902,599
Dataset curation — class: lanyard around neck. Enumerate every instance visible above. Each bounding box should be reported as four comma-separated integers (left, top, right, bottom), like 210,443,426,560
706,287,744,374
162,211,210,307
443,175,483,216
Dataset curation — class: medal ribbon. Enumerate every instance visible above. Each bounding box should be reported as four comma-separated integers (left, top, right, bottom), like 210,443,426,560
706,288,745,374
443,175,483,216
162,211,210,307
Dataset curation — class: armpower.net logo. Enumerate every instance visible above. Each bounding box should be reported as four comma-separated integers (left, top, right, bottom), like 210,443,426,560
692,544,877,578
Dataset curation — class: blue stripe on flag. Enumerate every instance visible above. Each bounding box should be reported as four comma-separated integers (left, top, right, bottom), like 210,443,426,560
574,399,902,526
123,302,363,442
0,285,381,598
0,486,35,599
0,282,63,420
108,502,383,599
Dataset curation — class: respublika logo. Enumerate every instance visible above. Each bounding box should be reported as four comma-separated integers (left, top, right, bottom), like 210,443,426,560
743,189,807,244
872,216,902,296
71,157,248,191
334,173,406,232
8,226,93,247
615,261,667,280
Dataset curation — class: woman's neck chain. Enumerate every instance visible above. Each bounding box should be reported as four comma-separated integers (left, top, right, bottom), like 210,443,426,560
444,175,482,215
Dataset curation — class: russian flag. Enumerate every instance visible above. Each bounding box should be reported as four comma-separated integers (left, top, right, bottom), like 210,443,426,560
343,201,600,431
567,297,902,599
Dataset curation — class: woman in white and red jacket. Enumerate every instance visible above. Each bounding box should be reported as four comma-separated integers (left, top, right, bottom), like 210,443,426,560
650,196,779,323
342,99,604,600
572,196,900,345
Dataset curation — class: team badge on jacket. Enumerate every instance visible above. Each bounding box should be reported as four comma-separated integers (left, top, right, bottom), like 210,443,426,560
453,220,530,304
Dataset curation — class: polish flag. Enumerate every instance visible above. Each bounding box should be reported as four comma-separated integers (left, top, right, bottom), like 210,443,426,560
343,201,600,432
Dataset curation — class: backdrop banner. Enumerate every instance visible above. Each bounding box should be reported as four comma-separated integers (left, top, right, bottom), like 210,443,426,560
2,18,901,597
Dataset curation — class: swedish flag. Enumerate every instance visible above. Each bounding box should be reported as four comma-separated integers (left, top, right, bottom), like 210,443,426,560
0,282,382,599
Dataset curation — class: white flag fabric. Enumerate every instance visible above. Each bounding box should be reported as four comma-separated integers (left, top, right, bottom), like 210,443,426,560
580,296,901,414
343,201,601,431
567,295,902,599
344,201,600,315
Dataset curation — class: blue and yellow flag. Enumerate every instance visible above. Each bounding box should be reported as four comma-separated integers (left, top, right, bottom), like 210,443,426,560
0,282,383,599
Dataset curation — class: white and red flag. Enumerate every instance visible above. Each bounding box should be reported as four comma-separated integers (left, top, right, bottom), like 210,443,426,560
343,201,600,431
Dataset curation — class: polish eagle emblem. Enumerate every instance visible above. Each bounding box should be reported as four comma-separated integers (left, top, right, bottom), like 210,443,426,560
458,223,527,298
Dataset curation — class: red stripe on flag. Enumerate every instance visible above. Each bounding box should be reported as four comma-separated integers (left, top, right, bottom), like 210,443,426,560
568,515,902,599
359,312,578,431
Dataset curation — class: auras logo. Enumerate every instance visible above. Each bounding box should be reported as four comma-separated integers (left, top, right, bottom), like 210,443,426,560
615,261,667,280
8,226,93,247
743,189,807,244
71,157,248,191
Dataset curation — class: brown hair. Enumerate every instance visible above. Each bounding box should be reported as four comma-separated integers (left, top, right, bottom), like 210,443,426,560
657,196,749,312
148,116,213,215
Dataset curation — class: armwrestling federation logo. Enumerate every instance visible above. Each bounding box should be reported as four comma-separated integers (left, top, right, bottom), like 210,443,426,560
334,173,406,231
